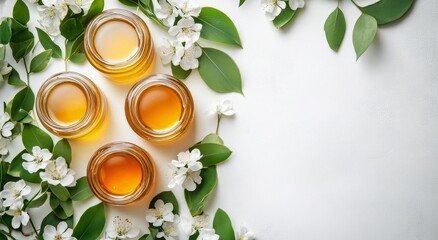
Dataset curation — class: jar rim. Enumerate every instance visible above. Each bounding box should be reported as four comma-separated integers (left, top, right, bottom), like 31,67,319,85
125,74,195,142
87,142,155,206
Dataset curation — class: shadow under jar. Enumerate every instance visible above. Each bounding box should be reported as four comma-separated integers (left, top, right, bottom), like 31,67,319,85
84,9,155,83
87,142,156,206
36,72,107,139
125,74,194,142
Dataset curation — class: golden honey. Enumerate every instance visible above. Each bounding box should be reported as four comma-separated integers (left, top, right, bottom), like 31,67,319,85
125,74,194,142
36,72,107,139
87,142,156,205
84,9,155,83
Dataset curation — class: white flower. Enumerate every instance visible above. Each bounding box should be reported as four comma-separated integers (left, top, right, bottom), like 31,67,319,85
173,0,201,18
181,214,209,235
106,216,139,239
197,228,219,240
172,149,203,171
0,180,31,207
180,45,202,70
22,146,53,173
43,221,76,240
168,148,203,191
238,226,256,240
181,168,202,191
160,39,185,65
27,0,39,3
0,113,14,138
65,0,92,14
37,0,68,36
0,138,9,156
157,221,178,240
261,0,286,21
212,99,235,116
0,60,12,81
289,0,305,10
168,17,202,47
39,157,76,187
145,200,175,227
6,201,29,229
154,0,178,27
38,19,61,37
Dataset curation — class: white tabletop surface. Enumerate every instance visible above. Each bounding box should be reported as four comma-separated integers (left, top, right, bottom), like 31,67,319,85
1,0,438,239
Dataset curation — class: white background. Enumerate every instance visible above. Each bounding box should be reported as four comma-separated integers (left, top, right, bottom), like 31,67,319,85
1,0,438,239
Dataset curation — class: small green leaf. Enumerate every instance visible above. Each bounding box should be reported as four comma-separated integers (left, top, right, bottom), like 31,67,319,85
36,27,62,58
39,212,73,240
273,5,296,29
27,192,47,208
194,7,242,47
0,20,12,44
30,49,52,73
81,0,104,25
9,17,26,33
201,133,224,145
7,67,26,87
184,166,217,216
68,177,93,201
198,48,243,94
11,87,34,121
1,162,20,189
353,14,378,60
171,64,192,80
239,0,246,7
357,0,414,25
9,29,34,62
73,202,106,240
118,0,138,7
190,143,232,167
69,52,87,64
22,124,54,152
51,197,74,219
65,33,84,61
324,7,346,51
13,0,30,25
8,150,41,183
60,18,84,40
150,191,179,214
49,184,70,202
189,232,199,240
213,208,235,240
53,139,72,165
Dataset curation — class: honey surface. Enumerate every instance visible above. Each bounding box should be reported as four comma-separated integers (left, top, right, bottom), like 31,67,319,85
47,82,88,125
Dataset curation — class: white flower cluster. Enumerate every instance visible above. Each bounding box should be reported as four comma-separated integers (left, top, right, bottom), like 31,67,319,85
0,180,31,229
22,146,76,187
102,216,139,240
0,44,12,83
43,221,76,240
168,148,203,191
145,200,179,240
0,112,15,157
27,0,92,37
261,0,305,20
181,214,219,240
155,0,203,71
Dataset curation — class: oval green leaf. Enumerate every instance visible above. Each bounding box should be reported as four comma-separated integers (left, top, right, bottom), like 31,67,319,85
36,27,62,59
198,48,243,94
353,14,378,60
13,0,30,25
194,7,242,47
358,0,414,25
324,7,346,51
49,184,70,202
73,202,106,240
0,20,12,44
30,49,52,73
53,139,72,165
11,87,34,121
7,67,26,87
201,133,224,145
60,18,84,40
273,5,296,29
22,124,54,153
150,191,179,214
184,166,217,216
213,208,235,240
172,64,192,80
27,192,48,208
7,150,41,183
190,143,232,167
9,29,34,62
67,177,93,201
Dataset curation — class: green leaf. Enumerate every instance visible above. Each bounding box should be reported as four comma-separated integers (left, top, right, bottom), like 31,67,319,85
69,52,86,64
0,20,12,44
60,18,84,40
36,27,62,58
213,208,235,240
324,7,346,51
53,139,72,165
138,234,155,240
201,133,224,145
22,124,54,152
81,0,104,25
73,202,106,240
239,0,246,7
184,166,217,216
171,64,192,80
8,150,41,183
39,212,73,240
27,192,47,208
358,0,414,25
68,177,93,201
49,184,70,202
13,0,30,25
191,143,232,167
353,14,378,60
198,48,243,94
7,67,26,86
189,232,199,240
194,7,242,47
150,191,179,214
9,29,34,62
50,194,74,219
138,0,167,27
30,49,52,73
65,33,84,61
9,18,26,33
118,0,138,7
1,162,20,189
273,5,296,29
11,87,34,121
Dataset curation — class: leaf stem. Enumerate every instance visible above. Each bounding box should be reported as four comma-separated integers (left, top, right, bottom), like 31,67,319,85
23,189,41,210
215,114,222,134
22,57,30,85
28,217,39,236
